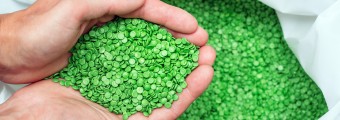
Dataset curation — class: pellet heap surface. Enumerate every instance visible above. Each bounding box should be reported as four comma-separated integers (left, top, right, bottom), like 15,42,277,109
52,18,199,119
161,0,328,119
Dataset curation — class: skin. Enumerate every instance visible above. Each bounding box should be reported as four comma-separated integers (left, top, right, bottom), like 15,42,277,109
0,0,216,119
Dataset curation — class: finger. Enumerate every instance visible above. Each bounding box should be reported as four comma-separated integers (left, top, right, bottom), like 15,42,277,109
54,0,145,24
98,15,114,23
168,26,208,46
28,0,60,13
185,65,214,98
149,65,214,119
2,54,70,84
127,113,147,120
82,20,98,34
78,0,144,20
121,0,198,34
81,15,114,34
198,46,216,66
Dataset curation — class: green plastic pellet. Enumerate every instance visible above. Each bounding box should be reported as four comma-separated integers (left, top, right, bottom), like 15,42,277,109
82,78,90,85
115,79,121,84
123,114,129,120
134,52,141,58
160,98,167,104
123,55,129,61
105,92,111,98
113,95,119,101
132,91,138,97
130,31,137,38
136,105,142,111
169,46,176,53
129,59,136,65
160,50,168,57
151,84,157,90
173,94,179,101
148,78,155,84
137,95,143,100
143,112,150,117
180,69,186,75
143,72,150,78
52,78,59,83
117,32,125,39
164,102,172,109
166,81,173,88
116,56,123,61
84,34,90,41
142,99,149,106
137,87,144,94
192,55,199,62
104,52,113,60
156,33,163,39
176,87,183,93
180,82,187,89
138,58,145,64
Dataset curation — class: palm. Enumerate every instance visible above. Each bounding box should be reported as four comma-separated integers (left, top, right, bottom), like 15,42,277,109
2,45,214,119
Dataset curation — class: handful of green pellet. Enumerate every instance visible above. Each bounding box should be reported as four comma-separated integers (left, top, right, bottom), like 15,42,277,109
51,18,199,119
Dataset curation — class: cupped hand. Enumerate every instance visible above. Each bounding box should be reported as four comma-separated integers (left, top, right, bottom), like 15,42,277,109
0,0,210,84
0,0,217,119
0,45,215,120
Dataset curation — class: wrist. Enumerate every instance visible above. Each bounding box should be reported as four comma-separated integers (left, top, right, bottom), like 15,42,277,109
0,14,10,80
0,13,27,82
0,9,62,83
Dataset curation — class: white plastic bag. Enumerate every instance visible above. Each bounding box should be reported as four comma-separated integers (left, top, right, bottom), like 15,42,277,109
261,0,340,119
0,0,32,14
0,81,14,104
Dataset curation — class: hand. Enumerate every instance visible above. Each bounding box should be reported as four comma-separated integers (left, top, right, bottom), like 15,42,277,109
0,0,216,119
0,0,210,84
0,46,215,120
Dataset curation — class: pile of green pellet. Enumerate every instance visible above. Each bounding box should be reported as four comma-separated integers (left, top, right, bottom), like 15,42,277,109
52,18,199,119
162,0,328,119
